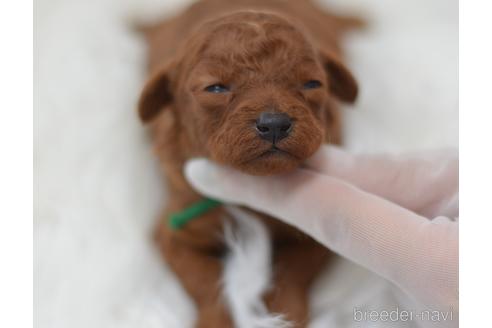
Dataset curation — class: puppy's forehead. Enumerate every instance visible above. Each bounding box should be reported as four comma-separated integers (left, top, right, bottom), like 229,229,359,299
198,12,318,68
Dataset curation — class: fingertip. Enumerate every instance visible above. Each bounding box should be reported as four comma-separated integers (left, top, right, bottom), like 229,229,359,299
184,158,208,179
184,158,218,192
184,159,249,204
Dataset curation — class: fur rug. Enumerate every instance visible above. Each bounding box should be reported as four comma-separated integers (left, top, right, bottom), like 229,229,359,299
34,0,457,327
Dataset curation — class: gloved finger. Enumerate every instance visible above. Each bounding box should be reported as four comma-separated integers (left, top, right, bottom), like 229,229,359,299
305,145,459,218
185,158,458,310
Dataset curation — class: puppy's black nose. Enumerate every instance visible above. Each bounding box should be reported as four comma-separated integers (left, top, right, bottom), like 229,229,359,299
255,112,292,143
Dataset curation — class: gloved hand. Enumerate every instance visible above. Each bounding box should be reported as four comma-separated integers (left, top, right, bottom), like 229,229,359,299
184,145,458,317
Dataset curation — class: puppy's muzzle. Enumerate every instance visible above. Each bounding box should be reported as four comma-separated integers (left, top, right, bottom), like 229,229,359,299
255,112,293,144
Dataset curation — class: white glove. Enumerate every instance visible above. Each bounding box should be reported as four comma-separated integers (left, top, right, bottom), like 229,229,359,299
184,145,458,321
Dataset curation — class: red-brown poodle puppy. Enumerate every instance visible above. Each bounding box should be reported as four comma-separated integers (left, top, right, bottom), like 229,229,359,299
138,0,360,327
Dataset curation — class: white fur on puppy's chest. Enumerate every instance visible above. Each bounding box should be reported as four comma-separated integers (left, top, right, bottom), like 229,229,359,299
221,206,293,328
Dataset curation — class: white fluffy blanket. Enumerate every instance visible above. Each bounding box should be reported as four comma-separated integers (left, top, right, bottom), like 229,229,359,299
34,0,457,327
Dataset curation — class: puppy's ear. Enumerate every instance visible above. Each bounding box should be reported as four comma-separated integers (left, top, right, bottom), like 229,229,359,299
138,65,174,123
319,50,358,103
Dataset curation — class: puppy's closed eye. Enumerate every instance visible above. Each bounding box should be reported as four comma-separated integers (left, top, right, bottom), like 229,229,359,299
303,80,322,90
204,84,230,93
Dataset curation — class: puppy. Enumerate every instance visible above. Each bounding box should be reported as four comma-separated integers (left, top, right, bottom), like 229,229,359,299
138,0,359,327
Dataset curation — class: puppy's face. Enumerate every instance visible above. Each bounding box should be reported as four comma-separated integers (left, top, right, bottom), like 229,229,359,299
139,12,357,175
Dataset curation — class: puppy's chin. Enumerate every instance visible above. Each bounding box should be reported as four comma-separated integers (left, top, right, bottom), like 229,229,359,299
232,150,303,176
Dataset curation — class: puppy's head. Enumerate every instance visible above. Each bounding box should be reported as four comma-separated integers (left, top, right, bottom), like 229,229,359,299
139,12,357,175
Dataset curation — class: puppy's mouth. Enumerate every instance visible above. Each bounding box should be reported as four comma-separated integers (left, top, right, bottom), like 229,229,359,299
241,145,300,164
257,146,297,159
232,144,303,175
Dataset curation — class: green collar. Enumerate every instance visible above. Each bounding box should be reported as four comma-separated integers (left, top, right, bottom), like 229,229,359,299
169,198,222,230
